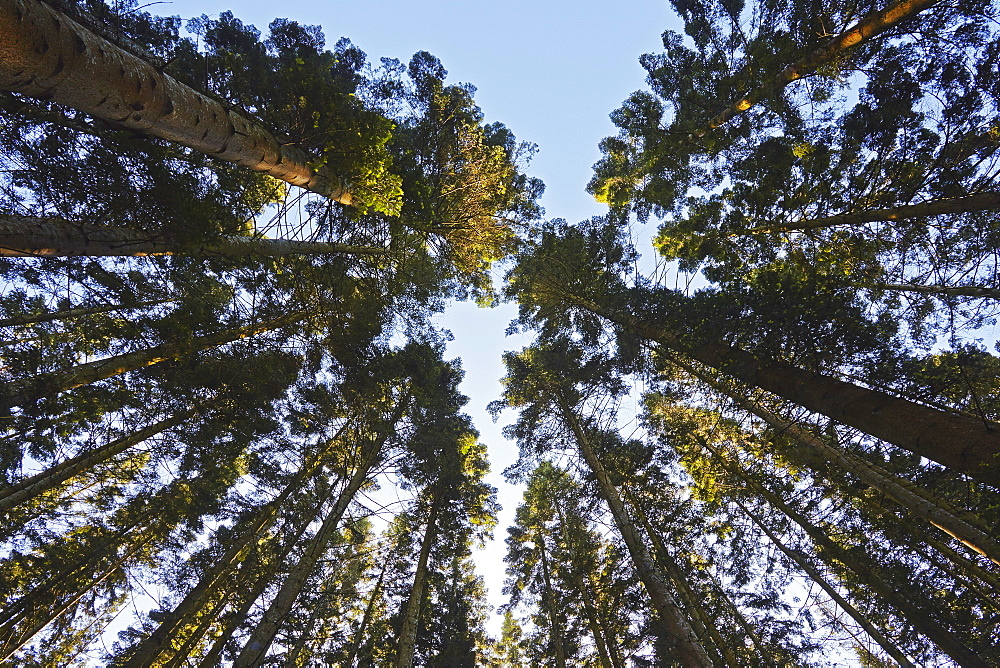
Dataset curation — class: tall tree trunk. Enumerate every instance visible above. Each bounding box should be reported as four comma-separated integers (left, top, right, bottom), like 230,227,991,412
235,456,376,667
732,497,916,667
555,392,713,668
866,283,1000,300
705,570,770,663
344,554,390,668
692,0,936,138
708,439,986,667
0,215,388,258
746,192,1000,235
394,492,441,668
567,294,1000,487
1,310,305,411
676,360,1000,566
0,409,195,512
536,529,568,668
0,0,352,204
0,298,172,328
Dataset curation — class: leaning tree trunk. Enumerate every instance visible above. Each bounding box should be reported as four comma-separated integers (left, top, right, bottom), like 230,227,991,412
535,529,568,668
1,310,305,411
0,0,352,203
691,0,936,138
394,492,442,668
674,359,1000,566
344,555,391,668
555,392,714,668
0,297,172,328
0,215,388,258
0,409,195,512
566,293,1000,487
746,192,1000,235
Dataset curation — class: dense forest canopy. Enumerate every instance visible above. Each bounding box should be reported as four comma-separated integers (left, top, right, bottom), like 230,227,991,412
0,0,999,665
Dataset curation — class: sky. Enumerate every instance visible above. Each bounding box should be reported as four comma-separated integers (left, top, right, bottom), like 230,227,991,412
163,0,682,633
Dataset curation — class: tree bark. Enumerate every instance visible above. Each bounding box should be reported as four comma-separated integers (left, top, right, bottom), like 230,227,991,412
746,192,1000,235
1,310,305,411
394,492,441,668
692,0,937,138
555,392,714,667
344,555,390,668
0,215,388,258
0,409,194,513
0,298,172,328
568,295,1000,487
0,0,352,204
536,529,568,668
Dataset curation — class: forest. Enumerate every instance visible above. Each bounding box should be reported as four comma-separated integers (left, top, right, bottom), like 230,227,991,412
0,0,998,665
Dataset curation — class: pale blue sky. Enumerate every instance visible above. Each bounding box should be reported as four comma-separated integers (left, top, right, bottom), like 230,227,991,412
164,0,681,631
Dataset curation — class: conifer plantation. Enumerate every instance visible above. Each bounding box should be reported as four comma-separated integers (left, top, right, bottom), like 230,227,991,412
0,0,998,664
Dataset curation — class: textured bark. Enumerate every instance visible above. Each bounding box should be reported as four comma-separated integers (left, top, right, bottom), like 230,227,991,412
746,192,1000,235
692,0,937,138
0,0,351,203
869,283,1000,300
677,361,1000,567
556,393,713,667
0,409,194,512
394,493,441,668
0,298,172,328
733,497,916,667
0,215,388,257
569,296,1000,487
1,310,305,411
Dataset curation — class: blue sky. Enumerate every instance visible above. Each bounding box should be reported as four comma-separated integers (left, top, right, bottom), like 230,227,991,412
165,0,681,631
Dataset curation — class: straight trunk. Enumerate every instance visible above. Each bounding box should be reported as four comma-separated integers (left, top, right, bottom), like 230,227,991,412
732,497,916,667
394,493,441,668
0,0,352,203
576,572,616,668
571,296,1000,487
2,310,305,411
536,530,568,668
555,392,713,668
0,298,172,328
679,361,1000,566
746,192,1000,235
344,555,390,668
705,570,770,663
0,409,195,513
711,440,986,667
0,215,388,258
235,458,375,667
692,0,936,138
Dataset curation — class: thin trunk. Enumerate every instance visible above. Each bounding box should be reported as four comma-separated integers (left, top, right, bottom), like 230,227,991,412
711,440,986,667
733,497,916,667
868,283,1000,300
576,572,615,668
2,310,305,411
628,493,737,668
394,493,441,668
568,295,1000,487
0,298,172,328
235,457,375,667
536,531,568,668
745,192,1000,235
692,0,936,138
555,392,713,667
0,0,352,203
678,361,1000,566
705,570,770,663
0,215,388,258
282,605,321,668
0,409,195,513
593,580,625,668
344,555,390,668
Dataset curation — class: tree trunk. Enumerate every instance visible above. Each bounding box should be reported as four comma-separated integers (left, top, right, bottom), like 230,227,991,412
0,215,388,258
745,192,1000,235
867,283,1000,300
732,497,916,667
394,493,441,668
235,457,375,667
555,392,713,667
710,439,986,667
677,361,1000,566
576,572,616,668
0,298,172,328
1,310,305,411
0,0,352,204
570,295,1000,487
0,409,194,512
692,0,936,138
344,555,390,668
